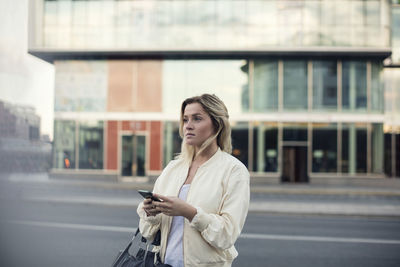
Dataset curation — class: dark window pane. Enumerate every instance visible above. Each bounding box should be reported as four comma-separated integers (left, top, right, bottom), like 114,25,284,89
312,126,337,172
341,128,349,172
78,121,103,169
253,125,278,172
356,129,367,173
232,123,249,168
384,133,392,176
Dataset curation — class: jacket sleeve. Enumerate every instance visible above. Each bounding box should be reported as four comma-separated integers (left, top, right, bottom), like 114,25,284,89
136,170,166,241
189,165,250,250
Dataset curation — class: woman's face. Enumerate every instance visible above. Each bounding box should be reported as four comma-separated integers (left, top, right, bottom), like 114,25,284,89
183,103,215,149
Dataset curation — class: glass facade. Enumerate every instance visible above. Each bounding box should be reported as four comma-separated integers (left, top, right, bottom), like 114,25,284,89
283,60,308,110
253,60,278,111
342,61,367,110
312,124,337,173
36,0,396,178
39,0,389,50
313,61,337,110
162,60,248,116
253,123,278,173
231,122,249,168
392,6,400,63
78,121,103,169
53,120,76,169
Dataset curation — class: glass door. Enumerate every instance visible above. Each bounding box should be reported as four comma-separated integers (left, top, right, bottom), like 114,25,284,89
121,134,146,177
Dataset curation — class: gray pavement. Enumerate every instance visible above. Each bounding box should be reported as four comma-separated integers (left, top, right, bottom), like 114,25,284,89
5,172,400,218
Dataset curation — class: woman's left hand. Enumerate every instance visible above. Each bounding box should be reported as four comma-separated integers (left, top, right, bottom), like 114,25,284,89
153,193,197,222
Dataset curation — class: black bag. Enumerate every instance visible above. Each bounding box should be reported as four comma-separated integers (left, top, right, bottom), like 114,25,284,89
111,229,171,267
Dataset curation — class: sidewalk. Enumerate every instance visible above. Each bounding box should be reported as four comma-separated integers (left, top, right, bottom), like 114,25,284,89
6,173,400,218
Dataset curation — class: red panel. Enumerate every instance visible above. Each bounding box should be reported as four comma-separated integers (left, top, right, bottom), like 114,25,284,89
122,121,130,131
107,121,118,170
150,121,162,171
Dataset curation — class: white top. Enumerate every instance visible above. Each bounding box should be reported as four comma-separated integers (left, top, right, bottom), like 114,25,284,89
164,184,190,267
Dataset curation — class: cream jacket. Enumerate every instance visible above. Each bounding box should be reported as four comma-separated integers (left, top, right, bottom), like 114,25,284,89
137,148,250,267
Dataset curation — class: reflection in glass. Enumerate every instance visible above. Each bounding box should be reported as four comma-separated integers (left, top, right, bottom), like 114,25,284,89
283,60,307,110
253,60,278,111
41,0,388,49
371,61,383,112
342,61,367,110
342,123,367,174
55,61,107,112
253,123,278,172
54,120,76,169
121,134,146,176
391,6,400,63
162,60,248,116
312,124,337,173
371,124,383,174
313,61,337,110
397,133,400,177
384,132,392,177
231,122,249,168
78,121,103,169
163,122,181,167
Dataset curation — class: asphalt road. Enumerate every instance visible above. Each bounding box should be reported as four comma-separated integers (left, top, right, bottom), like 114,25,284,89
0,174,400,267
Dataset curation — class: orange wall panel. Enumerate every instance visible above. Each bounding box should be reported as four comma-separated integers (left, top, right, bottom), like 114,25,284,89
136,61,162,112
107,121,118,170
107,61,133,112
150,121,162,171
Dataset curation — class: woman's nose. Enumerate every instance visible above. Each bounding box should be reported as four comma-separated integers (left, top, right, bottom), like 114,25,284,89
185,120,193,129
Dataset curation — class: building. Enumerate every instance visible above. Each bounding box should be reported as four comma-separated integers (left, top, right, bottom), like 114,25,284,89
384,0,400,178
0,99,41,141
0,99,51,172
28,0,399,182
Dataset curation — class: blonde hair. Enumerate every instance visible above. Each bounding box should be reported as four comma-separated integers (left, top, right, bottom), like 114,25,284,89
178,94,232,163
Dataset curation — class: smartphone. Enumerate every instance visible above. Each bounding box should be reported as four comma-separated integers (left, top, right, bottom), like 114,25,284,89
138,190,161,202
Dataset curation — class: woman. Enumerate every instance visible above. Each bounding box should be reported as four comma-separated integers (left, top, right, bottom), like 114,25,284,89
137,94,250,267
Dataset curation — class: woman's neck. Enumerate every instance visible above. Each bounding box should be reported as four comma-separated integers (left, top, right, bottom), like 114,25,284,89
193,143,218,163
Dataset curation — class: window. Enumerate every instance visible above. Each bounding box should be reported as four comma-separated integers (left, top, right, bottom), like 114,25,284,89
253,60,278,111
283,60,308,110
231,122,249,168
312,124,337,173
342,61,367,110
78,121,104,169
342,123,367,174
313,61,337,110
163,121,181,167
253,123,278,172
54,120,76,169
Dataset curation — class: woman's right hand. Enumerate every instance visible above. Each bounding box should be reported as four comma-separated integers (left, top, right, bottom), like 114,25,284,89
143,198,161,217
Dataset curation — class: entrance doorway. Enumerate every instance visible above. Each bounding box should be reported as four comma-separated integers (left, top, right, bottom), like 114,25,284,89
121,134,146,177
281,146,308,183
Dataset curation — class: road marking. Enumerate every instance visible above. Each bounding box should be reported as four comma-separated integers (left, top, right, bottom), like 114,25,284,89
7,220,136,233
240,233,400,244
4,220,400,245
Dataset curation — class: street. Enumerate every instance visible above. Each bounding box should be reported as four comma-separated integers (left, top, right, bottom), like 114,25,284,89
0,174,400,267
